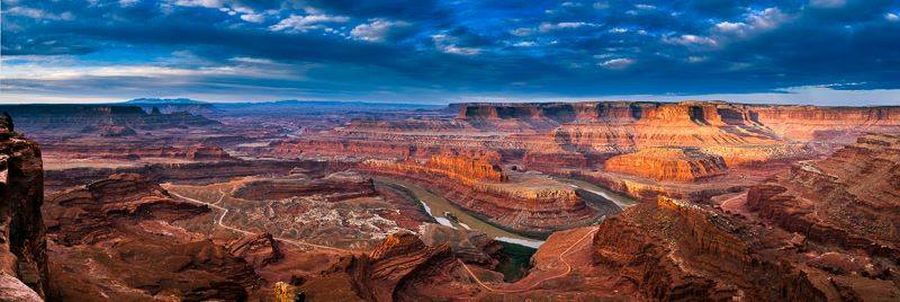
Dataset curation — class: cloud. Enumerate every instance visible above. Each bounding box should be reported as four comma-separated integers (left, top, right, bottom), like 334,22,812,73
431,34,480,55
747,7,789,31
887,13,899,22
538,21,600,32
593,2,609,9
510,27,534,36
5,6,74,21
809,0,846,8
512,41,536,47
350,19,411,42
664,34,717,47
2,0,900,103
598,58,634,69
240,13,265,23
119,0,141,7
269,14,350,32
170,0,224,9
1,65,242,81
713,7,790,38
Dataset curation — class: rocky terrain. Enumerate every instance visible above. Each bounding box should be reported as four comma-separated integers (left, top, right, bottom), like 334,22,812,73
604,147,728,182
363,155,608,236
747,133,900,261
0,100,898,301
0,114,48,301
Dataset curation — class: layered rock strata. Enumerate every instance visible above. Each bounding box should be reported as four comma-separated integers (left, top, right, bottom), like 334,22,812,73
297,232,481,301
43,174,261,300
747,133,900,260
0,104,219,133
0,114,49,299
604,147,728,182
44,159,329,191
589,197,829,300
364,158,602,235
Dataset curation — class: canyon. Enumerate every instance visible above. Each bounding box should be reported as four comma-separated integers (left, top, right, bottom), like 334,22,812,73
0,99,897,301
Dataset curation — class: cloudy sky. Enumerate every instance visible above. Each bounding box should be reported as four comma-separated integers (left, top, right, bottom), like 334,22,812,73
1,0,899,105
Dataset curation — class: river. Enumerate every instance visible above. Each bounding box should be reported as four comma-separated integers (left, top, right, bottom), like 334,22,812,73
374,176,637,249
551,177,638,208
374,176,546,248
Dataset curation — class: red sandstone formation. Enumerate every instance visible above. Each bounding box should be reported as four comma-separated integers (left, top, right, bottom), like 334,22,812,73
42,174,264,300
95,124,137,137
1,100,899,301
373,183,436,229
418,224,504,268
232,173,377,202
588,197,829,300
44,173,210,245
0,114,49,299
604,147,728,182
205,172,432,250
44,159,328,191
747,133,900,260
41,143,235,162
425,154,506,182
364,159,603,235
297,232,481,301
227,233,284,267
274,101,899,191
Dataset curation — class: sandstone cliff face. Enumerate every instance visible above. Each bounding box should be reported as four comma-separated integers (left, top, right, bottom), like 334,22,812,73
752,106,900,141
298,232,477,301
0,114,49,299
604,147,728,182
281,101,899,179
232,173,377,202
227,233,284,268
578,133,900,301
44,173,210,245
747,133,900,259
425,154,506,182
43,174,262,301
418,224,504,269
591,197,827,301
364,159,602,235
40,143,235,162
44,159,328,191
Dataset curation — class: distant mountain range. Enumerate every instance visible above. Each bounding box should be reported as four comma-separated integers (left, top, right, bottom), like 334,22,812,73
122,98,439,107
123,98,209,105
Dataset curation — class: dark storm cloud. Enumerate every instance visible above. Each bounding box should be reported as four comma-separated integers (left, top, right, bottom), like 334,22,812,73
1,0,899,103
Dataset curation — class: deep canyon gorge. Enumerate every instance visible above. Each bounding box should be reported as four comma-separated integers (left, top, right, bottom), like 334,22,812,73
0,100,898,301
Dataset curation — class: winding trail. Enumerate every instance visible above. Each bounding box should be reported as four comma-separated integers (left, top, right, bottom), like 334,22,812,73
719,192,749,216
167,182,600,293
166,189,351,253
460,227,599,293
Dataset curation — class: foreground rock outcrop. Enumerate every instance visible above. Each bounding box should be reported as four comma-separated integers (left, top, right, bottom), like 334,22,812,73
579,135,900,301
0,114,49,300
748,133,900,260
296,232,483,301
43,174,263,301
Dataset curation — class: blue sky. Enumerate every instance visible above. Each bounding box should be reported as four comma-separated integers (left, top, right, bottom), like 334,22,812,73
1,0,899,105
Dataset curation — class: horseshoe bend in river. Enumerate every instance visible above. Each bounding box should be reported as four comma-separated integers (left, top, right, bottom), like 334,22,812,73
374,176,636,249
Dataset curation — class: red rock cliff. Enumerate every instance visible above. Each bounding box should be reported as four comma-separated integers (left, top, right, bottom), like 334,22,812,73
0,113,49,299
604,147,728,182
425,154,506,182
747,133,900,259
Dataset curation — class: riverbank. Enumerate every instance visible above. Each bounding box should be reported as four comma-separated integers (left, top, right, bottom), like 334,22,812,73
374,176,546,248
